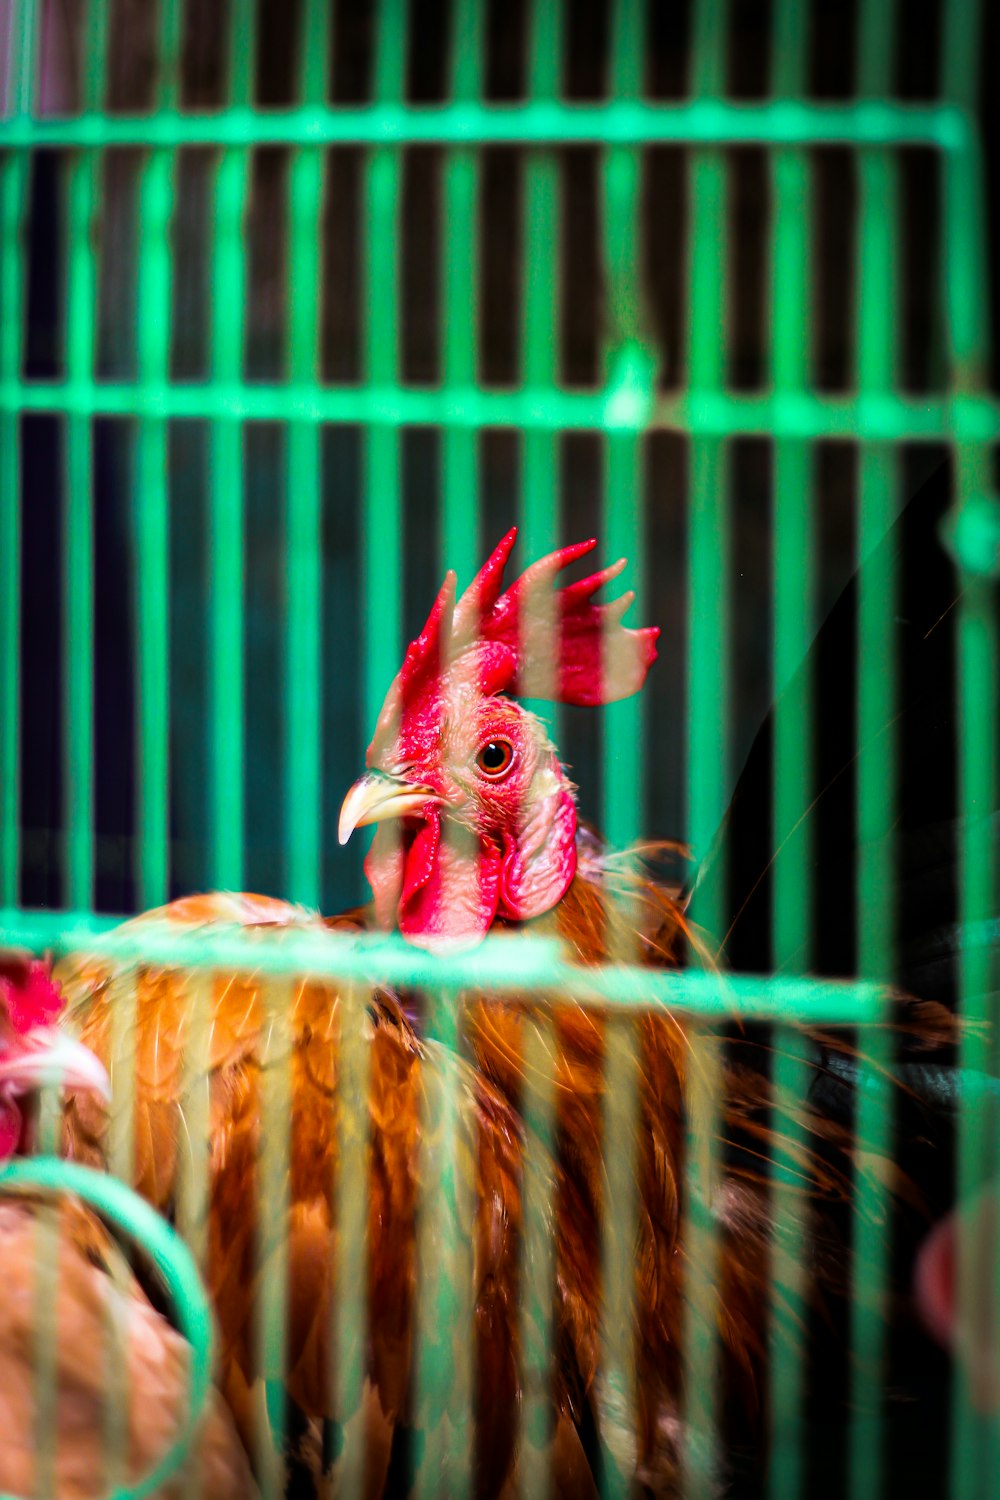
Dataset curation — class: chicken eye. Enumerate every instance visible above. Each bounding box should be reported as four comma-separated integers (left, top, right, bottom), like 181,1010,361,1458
476,739,515,779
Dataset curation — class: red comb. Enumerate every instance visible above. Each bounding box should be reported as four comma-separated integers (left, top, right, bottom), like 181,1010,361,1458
0,955,63,1035
452,528,659,705
368,530,659,759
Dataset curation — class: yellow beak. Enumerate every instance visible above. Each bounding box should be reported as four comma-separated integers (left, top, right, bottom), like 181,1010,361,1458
338,772,439,847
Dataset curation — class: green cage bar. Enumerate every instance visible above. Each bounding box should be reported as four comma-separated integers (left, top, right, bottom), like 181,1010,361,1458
257,975,294,1499
63,151,99,909
440,0,483,588
848,0,902,1481
208,0,256,892
517,1010,559,1498
519,0,563,713
1,376,997,440
132,0,180,912
333,978,372,1495
362,0,405,739
413,991,474,1499
1,99,978,153
0,1,997,1495
595,5,646,1494
0,151,26,908
766,0,814,1486
682,4,730,1489
284,0,330,911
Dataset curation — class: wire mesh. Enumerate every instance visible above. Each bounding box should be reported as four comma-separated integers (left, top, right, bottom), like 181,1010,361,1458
0,0,997,1497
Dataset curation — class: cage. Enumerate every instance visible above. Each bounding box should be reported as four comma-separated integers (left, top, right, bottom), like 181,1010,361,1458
0,0,997,1496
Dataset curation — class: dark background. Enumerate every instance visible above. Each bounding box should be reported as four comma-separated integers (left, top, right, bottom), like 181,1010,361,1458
7,0,998,931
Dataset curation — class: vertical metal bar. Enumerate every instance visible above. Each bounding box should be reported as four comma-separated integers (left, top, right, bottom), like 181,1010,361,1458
0,152,28,906
767,7,813,1494
848,0,900,1477
334,979,372,1496
441,0,483,587
684,164,728,896
597,1020,640,1500
102,967,137,1490
284,0,329,909
596,8,645,1493
362,0,405,739
518,1011,558,1500
176,971,213,1275
940,0,983,112
512,12,565,1495
208,0,255,890
683,5,728,1491
0,0,35,912
601,0,645,858
413,992,474,1499
257,974,294,1498
519,2,563,717
133,0,181,909
940,23,998,1480
62,87,104,906
951,541,1000,1500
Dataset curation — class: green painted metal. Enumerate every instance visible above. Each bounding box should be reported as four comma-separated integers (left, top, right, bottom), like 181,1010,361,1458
0,911,885,1019
257,976,293,1498
132,0,180,912
847,2,902,1482
682,7,729,1489
413,991,475,1499
0,1,995,1496
517,1012,558,1500
333,978,371,1494
284,0,330,911
766,2,813,1491
0,153,26,910
0,101,976,151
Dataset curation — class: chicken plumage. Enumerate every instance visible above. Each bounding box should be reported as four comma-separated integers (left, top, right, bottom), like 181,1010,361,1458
56,530,951,1495
0,953,258,1499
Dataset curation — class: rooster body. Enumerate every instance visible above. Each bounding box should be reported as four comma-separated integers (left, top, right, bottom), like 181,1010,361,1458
54,530,950,1494
0,955,257,1499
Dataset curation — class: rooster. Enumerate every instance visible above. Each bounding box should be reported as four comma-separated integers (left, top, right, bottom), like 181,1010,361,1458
56,529,949,1495
0,952,259,1498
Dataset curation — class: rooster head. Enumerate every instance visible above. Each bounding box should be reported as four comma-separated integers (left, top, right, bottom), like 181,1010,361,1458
0,952,109,1156
339,528,659,950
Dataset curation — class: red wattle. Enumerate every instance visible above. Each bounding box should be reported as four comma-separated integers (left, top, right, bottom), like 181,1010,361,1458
498,786,577,922
366,811,505,950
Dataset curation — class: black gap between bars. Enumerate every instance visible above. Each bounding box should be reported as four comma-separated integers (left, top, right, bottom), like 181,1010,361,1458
898,147,944,396
643,147,686,391
94,417,137,914
644,431,688,858
401,148,442,386
560,147,601,389
245,147,287,384
19,414,65,908
172,149,214,383
96,150,139,382
559,431,603,833
727,147,769,394
403,426,441,647
321,147,363,385
244,421,286,896
479,149,520,388
24,151,63,380
812,149,857,396
168,418,210,898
